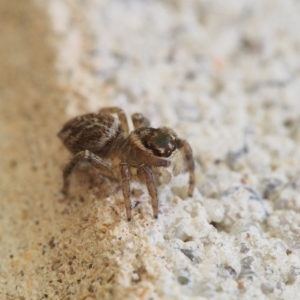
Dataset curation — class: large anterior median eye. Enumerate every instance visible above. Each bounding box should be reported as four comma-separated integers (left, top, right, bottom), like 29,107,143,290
164,148,172,157
145,140,175,157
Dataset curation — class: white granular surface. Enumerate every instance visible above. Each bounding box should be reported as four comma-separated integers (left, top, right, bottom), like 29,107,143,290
40,0,300,299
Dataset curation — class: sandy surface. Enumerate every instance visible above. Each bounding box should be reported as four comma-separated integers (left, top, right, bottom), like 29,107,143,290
2,0,300,299
0,0,66,298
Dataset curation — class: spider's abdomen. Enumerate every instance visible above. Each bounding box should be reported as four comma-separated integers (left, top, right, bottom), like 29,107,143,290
58,113,124,157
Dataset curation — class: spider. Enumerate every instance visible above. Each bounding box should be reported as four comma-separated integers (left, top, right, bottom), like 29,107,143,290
58,107,195,221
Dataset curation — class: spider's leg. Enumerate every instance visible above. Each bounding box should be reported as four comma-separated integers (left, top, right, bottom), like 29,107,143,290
131,113,150,129
177,139,195,197
99,107,129,137
120,163,131,221
62,150,113,195
138,164,159,219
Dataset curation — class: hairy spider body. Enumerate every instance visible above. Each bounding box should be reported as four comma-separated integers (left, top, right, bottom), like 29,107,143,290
58,107,195,221
58,113,124,158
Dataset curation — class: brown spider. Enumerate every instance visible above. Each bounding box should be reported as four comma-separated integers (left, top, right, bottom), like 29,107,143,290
58,107,195,221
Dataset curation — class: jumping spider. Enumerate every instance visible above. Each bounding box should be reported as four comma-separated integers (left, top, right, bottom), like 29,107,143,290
58,107,195,221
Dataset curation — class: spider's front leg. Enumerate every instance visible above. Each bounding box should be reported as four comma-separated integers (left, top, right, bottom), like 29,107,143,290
177,139,195,197
137,164,159,219
62,150,113,196
120,163,132,221
131,113,150,129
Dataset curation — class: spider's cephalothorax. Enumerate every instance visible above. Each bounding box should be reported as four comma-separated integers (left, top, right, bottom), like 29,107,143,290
58,107,195,221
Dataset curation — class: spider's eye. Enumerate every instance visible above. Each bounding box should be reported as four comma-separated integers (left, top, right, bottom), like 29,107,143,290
141,129,175,157
164,148,171,157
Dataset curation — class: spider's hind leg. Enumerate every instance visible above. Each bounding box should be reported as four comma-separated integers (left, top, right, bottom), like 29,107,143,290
99,107,129,136
62,150,113,196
